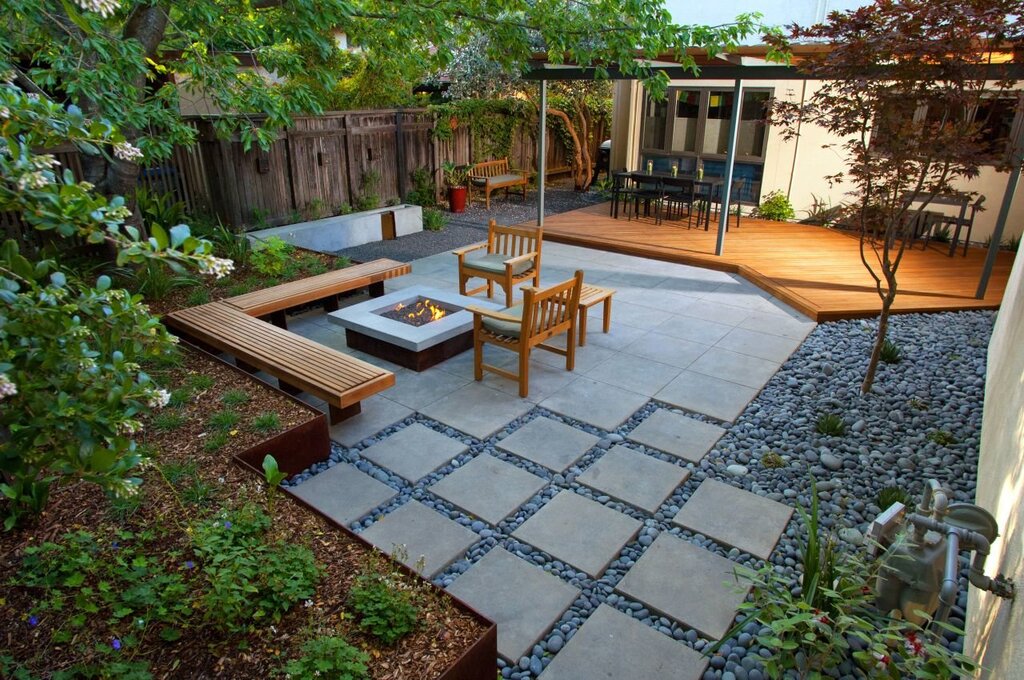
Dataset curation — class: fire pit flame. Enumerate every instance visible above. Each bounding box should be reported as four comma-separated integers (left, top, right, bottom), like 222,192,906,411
378,296,457,327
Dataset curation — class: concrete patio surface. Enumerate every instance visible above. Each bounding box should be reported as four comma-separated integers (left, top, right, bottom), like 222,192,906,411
284,241,816,678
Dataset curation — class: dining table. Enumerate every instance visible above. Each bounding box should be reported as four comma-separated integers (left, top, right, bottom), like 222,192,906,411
611,170,727,230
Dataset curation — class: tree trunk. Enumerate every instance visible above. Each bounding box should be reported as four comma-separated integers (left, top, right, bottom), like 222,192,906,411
862,285,896,393
576,107,593,191
546,107,583,188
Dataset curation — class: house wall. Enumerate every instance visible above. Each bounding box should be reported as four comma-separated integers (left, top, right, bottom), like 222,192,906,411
965,245,1024,678
613,80,1024,245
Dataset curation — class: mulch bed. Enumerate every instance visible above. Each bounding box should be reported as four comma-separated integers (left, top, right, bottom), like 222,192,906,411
0,346,486,679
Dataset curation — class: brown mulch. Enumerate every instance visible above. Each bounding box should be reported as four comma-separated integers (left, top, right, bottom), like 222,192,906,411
0,347,486,679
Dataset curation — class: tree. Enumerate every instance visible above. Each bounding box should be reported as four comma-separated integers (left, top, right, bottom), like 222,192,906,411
766,0,1023,392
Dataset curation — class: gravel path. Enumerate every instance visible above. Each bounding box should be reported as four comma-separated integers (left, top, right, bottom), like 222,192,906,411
337,184,604,263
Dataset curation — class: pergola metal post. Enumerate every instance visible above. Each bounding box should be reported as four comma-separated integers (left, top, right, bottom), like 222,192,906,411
537,79,547,227
716,79,743,256
976,117,1024,298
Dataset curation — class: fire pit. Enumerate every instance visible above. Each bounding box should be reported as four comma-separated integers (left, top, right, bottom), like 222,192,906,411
327,287,502,371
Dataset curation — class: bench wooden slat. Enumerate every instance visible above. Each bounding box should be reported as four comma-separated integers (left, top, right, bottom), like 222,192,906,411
224,258,411,317
165,302,393,408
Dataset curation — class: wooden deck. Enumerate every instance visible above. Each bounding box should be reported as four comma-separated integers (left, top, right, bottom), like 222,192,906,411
529,202,1016,321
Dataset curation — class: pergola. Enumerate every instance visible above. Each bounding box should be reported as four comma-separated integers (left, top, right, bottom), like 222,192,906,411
522,46,1024,299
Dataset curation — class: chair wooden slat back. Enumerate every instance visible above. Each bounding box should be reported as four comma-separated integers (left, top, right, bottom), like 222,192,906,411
522,273,581,342
456,220,543,306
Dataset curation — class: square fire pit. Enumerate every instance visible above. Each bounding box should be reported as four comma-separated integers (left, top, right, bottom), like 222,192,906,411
327,286,502,371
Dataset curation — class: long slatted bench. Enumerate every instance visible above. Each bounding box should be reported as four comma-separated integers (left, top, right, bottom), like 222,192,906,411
224,258,411,328
164,301,395,424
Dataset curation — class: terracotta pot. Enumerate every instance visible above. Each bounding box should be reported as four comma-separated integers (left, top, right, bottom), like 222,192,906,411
448,186,468,213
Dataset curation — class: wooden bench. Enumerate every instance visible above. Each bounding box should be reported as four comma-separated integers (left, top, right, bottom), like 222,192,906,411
164,302,395,424
468,159,528,209
224,258,411,328
577,284,615,346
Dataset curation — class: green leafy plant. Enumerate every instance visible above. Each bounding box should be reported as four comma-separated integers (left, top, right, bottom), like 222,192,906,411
168,387,192,408
208,220,252,269
877,485,912,510
208,410,241,432
591,175,615,199
405,166,438,207
422,207,448,231
280,635,369,680
262,454,288,516
348,570,419,644
186,288,211,306
253,412,282,433
203,432,229,452
251,237,295,276
107,489,145,523
187,374,216,392
930,224,952,243
441,161,469,189
153,411,188,432
160,460,198,485
134,186,186,233
333,255,353,270
880,338,902,364
136,259,199,300
754,190,796,221
355,169,382,211
336,202,354,216
760,451,785,469
928,430,958,446
221,389,250,407
181,478,216,507
191,504,320,633
802,194,844,226
816,413,846,437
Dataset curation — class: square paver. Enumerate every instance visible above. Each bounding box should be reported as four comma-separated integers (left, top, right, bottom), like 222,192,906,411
512,491,642,577
540,378,649,431
715,327,803,363
577,446,689,513
655,370,758,423
585,354,681,397
628,409,725,463
497,417,600,472
621,331,710,369
688,347,779,389
429,454,546,525
360,500,478,578
329,396,414,447
678,299,750,326
672,479,794,560
616,534,749,640
739,311,816,340
381,368,471,410
360,423,467,482
419,382,533,439
289,463,396,527
655,314,734,346
447,548,580,661
541,604,708,680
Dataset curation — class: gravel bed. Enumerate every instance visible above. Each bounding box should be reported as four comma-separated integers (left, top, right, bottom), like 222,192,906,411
337,183,604,263
289,309,992,679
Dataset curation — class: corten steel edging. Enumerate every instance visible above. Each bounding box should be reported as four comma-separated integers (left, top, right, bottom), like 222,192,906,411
179,341,331,479
260,486,498,680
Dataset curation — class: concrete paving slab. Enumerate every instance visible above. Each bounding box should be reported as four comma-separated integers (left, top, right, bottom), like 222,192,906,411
576,445,690,513
621,331,709,369
716,327,803,363
628,409,725,463
329,396,414,447
672,479,794,560
532,343,617,374
497,416,600,473
429,454,546,525
677,299,750,327
482,358,579,402
540,378,650,431
419,382,533,439
360,500,478,578
654,314,734,346
584,322,648,352
739,311,816,340
585,354,681,397
446,547,580,662
289,463,396,527
655,370,758,423
512,491,642,577
616,534,748,640
540,604,708,680
654,274,730,298
381,368,471,411
688,347,780,389
360,423,468,483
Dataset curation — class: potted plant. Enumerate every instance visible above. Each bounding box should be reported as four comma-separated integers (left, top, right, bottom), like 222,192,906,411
442,161,469,213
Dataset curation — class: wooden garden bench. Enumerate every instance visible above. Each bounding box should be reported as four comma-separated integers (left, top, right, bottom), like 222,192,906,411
164,302,395,424
224,258,411,328
468,159,528,209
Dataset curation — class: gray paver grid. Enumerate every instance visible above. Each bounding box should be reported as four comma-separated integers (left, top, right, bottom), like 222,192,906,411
285,241,811,678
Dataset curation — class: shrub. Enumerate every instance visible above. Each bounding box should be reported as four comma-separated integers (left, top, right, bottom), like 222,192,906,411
760,451,785,469
348,572,419,644
422,207,448,231
281,636,369,680
405,166,438,208
251,237,294,276
135,186,187,233
191,504,320,633
816,413,846,436
355,169,382,211
754,190,796,221
135,259,199,300
877,485,912,510
880,338,902,363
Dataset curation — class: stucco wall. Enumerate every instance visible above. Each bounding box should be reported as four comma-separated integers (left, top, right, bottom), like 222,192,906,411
965,245,1024,677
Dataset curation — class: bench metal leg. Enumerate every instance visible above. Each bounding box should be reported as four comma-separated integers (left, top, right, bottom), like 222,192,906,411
269,310,288,329
278,380,302,396
368,281,385,297
328,402,361,424
236,359,259,373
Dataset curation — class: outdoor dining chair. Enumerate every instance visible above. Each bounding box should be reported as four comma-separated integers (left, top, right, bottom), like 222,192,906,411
922,195,985,256
466,271,583,398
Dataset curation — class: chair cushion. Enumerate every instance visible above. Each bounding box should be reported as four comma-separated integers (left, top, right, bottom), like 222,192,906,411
462,253,535,276
481,303,523,338
470,177,488,187
488,173,526,185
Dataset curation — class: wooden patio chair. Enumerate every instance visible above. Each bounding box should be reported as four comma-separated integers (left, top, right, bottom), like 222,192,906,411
453,219,542,307
467,271,584,398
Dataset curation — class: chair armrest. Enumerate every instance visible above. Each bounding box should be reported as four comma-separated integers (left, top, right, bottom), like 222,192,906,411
466,305,521,322
503,252,538,267
452,242,488,259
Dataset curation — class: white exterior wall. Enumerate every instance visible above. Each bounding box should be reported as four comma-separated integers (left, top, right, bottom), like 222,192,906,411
613,80,1024,245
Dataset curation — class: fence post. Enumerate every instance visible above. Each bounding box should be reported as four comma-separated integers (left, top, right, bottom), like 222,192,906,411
395,109,407,200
